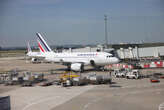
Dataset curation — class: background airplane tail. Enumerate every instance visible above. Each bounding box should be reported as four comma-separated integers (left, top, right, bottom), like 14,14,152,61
27,42,32,52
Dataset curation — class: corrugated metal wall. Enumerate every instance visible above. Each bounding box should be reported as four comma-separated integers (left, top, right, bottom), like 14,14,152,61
0,96,11,110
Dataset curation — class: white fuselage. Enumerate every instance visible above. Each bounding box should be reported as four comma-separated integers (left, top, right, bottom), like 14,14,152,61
27,51,44,58
42,52,119,66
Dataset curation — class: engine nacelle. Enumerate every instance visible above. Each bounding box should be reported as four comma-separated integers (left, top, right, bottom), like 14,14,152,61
90,60,95,66
31,58,41,63
71,63,83,71
31,58,38,62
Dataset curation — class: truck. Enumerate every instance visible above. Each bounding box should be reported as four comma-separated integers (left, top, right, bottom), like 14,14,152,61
113,69,127,78
126,70,141,79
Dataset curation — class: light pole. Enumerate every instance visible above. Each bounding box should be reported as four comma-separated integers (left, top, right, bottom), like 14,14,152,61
104,15,108,48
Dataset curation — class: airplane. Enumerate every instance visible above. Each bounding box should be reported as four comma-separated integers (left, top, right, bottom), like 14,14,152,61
35,32,120,72
26,42,44,62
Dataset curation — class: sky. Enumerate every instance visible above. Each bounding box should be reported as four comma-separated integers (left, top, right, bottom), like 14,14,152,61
0,0,164,47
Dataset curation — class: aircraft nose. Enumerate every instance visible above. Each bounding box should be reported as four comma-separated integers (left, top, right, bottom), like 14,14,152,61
114,57,120,63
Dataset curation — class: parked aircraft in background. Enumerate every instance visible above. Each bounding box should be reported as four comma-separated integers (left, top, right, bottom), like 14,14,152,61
35,33,120,72
26,42,44,62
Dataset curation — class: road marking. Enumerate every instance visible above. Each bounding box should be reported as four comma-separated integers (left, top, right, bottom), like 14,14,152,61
20,85,95,110
82,97,103,110
22,96,60,110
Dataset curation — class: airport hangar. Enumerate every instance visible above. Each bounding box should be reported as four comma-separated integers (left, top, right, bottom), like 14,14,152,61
62,42,164,60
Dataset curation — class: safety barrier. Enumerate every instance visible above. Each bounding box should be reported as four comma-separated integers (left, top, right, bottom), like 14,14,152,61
141,61,164,68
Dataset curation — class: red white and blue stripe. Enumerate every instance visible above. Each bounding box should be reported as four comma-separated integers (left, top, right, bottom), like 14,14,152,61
36,33,52,53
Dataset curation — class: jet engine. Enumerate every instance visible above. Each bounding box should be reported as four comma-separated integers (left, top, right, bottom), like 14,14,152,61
31,58,41,63
31,58,38,62
90,60,96,66
70,63,84,72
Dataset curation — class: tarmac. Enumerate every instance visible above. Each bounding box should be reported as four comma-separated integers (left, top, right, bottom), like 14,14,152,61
0,57,66,73
0,57,164,110
0,85,95,110
0,78,164,110
52,79,164,110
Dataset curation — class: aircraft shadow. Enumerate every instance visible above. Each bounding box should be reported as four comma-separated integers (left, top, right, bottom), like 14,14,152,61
109,82,122,88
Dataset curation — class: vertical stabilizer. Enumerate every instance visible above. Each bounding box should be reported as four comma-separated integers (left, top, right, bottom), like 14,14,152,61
36,33,52,52
27,42,32,52
37,40,45,53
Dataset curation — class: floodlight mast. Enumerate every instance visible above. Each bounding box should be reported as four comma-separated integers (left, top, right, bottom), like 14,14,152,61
104,15,108,48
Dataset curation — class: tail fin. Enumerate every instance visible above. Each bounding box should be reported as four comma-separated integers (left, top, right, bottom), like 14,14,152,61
27,42,32,52
36,33,52,53
37,40,45,53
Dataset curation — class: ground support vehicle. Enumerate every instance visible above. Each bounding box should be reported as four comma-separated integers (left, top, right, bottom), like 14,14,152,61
72,77,88,86
86,73,112,84
113,69,127,78
39,81,53,86
126,70,141,79
22,81,33,87
150,76,160,83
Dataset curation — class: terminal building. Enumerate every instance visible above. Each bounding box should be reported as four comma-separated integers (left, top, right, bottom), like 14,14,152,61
117,46,164,59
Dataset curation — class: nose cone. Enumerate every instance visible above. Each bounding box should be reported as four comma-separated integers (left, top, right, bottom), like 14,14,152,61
114,57,120,63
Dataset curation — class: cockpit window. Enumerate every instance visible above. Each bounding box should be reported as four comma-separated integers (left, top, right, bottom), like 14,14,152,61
106,54,114,58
